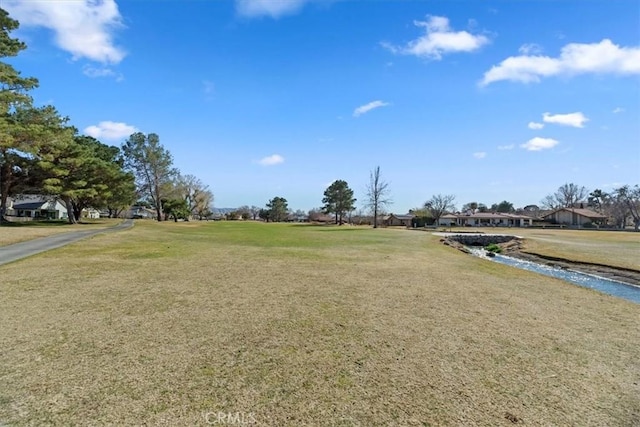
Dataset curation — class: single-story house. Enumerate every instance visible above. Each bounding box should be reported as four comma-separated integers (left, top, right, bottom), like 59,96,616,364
439,212,534,227
127,206,158,219
308,213,334,223
497,213,534,227
385,214,415,227
541,208,607,227
438,214,458,227
9,199,68,220
457,212,510,227
82,208,101,219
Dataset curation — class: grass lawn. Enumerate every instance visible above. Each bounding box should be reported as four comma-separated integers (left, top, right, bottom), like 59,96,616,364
513,228,640,270
0,219,120,247
0,221,638,426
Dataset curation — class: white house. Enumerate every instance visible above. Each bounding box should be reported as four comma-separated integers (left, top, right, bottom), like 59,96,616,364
438,214,458,226
438,212,534,227
82,208,101,219
7,196,68,220
126,206,158,219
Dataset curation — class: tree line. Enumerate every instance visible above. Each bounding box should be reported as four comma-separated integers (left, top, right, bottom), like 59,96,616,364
414,183,639,230
259,178,639,231
257,166,391,226
0,9,213,224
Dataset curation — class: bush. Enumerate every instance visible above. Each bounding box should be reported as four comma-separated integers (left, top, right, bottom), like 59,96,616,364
485,243,502,253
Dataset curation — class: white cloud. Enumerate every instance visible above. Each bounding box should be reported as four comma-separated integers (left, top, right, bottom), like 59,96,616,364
521,137,559,151
612,107,625,113
236,0,308,18
481,39,640,86
542,112,589,128
82,65,115,78
353,100,390,117
518,43,543,55
497,144,515,150
258,154,285,166
4,0,126,64
382,15,489,60
473,152,486,159
84,121,137,141
82,65,123,81
528,122,544,130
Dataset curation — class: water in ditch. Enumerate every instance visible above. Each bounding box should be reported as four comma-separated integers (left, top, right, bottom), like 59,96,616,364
468,247,640,304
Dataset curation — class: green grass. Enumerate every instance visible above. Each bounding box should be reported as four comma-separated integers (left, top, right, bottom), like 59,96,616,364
0,221,638,426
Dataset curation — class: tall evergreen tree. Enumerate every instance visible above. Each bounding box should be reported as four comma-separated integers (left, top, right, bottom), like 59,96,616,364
266,196,288,222
323,180,356,225
0,8,39,219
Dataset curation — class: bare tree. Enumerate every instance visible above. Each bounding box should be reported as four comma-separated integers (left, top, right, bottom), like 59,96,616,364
176,174,213,217
540,194,559,210
122,132,177,221
365,166,392,228
614,185,640,231
424,194,456,226
542,183,588,209
236,205,251,220
605,192,629,229
308,208,324,222
250,205,261,220
193,189,214,219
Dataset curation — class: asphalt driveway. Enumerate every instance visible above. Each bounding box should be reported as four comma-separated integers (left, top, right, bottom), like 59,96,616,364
0,219,133,266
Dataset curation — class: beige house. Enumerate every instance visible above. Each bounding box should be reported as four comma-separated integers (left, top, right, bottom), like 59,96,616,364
541,208,607,226
384,214,415,227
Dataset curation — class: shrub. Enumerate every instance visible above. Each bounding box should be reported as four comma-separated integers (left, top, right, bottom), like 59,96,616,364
485,243,502,253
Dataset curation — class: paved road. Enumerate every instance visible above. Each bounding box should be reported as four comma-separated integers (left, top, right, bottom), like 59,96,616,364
0,219,133,266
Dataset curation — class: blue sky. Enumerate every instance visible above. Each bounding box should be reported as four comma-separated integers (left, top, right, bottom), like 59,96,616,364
5,0,640,212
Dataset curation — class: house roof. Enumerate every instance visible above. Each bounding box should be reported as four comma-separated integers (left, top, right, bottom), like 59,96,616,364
458,212,509,219
12,201,48,210
455,212,533,220
388,214,415,220
542,207,607,219
499,213,534,220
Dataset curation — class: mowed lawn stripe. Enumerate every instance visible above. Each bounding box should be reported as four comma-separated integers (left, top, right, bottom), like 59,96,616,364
0,221,638,426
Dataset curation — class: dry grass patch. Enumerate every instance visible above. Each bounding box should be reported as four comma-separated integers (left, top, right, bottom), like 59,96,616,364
0,221,638,426
0,219,119,247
